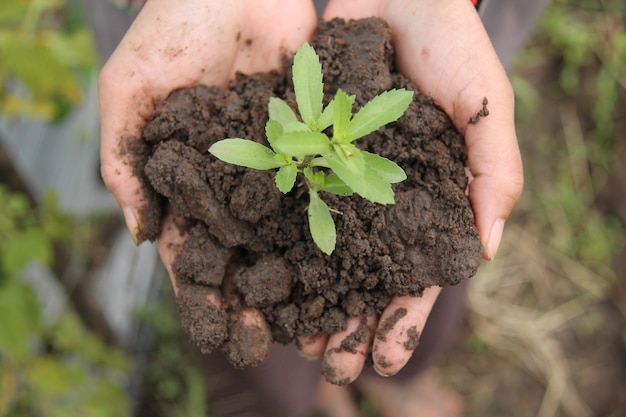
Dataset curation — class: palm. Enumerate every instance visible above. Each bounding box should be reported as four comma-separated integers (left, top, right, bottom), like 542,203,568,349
100,0,317,261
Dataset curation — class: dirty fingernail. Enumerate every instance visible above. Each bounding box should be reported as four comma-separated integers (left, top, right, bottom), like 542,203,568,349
297,350,320,361
485,218,505,261
122,206,140,245
372,353,397,377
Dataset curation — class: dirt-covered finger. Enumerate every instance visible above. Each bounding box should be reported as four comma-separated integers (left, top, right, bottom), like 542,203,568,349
222,307,272,368
296,332,329,359
321,315,377,386
372,287,441,376
176,282,229,355
156,208,189,295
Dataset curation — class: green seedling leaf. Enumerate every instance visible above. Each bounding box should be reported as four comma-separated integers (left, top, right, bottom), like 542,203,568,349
332,143,365,175
308,190,336,255
332,89,353,142
275,164,298,193
317,93,356,132
316,100,335,132
273,131,331,159
268,97,307,133
348,89,414,140
209,139,282,170
361,151,407,183
320,174,353,196
265,119,283,147
309,157,330,168
324,152,395,204
293,42,324,126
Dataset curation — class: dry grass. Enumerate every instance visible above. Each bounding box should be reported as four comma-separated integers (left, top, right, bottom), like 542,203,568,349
439,4,626,416
462,222,618,417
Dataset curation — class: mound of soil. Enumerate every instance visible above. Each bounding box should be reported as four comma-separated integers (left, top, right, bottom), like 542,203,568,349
135,18,483,367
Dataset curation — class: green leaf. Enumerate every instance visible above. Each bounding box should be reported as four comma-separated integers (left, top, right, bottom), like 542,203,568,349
320,174,353,196
317,94,355,132
332,89,353,142
303,167,327,191
309,157,330,168
4,227,52,274
293,42,324,126
273,131,331,159
265,119,283,147
209,139,282,170
308,191,336,255
348,89,414,140
332,143,365,175
275,164,298,193
268,97,302,129
0,280,41,360
324,152,395,204
362,151,407,183
316,100,334,132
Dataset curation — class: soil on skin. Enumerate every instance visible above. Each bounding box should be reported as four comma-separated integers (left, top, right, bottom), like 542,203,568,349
136,18,483,368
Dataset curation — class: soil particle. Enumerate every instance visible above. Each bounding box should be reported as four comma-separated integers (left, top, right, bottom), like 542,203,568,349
136,17,483,370
176,283,229,353
222,308,272,368
301,296,326,321
320,307,348,335
376,307,408,343
232,255,294,308
339,318,369,354
321,352,352,387
173,224,231,286
373,353,393,370
469,96,490,124
404,326,420,351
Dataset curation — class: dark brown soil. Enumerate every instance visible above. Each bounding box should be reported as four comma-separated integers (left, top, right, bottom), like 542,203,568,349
135,18,483,368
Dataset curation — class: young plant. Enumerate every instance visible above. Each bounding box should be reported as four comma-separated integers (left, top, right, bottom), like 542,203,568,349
209,42,413,255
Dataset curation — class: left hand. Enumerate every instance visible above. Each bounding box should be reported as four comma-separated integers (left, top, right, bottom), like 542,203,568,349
298,0,523,384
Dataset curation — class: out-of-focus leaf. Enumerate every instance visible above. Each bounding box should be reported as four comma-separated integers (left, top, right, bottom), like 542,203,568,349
4,228,52,275
0,281,41,359
3,37,82,103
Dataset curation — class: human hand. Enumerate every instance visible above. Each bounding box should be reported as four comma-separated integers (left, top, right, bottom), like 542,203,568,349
297,0,523,384
99,0,317,363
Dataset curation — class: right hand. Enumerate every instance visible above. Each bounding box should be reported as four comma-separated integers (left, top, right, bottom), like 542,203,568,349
98,0,317,363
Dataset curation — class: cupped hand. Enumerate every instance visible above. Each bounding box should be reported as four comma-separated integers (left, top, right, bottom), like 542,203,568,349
298,0,523,384
99,0,317,362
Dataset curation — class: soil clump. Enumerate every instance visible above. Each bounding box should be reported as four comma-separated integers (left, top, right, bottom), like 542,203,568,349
135,18,483,367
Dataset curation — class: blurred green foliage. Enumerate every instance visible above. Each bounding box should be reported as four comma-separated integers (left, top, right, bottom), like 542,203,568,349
512,0,626,272
0,185,132,417
135,294,208,417
0,0,97,120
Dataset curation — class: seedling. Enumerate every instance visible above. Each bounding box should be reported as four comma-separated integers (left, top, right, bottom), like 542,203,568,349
209,43,413,255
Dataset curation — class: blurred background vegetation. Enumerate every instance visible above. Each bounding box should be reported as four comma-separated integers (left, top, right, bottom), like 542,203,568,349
438,1,626,416
0,0,624,416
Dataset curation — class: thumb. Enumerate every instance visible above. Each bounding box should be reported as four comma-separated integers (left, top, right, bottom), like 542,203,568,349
98,59,162,244
464,91,524,260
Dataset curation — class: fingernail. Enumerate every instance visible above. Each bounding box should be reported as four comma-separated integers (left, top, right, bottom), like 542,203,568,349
485,218,505,261
373,366,393,377
122,206,140,245
297,350,320,361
